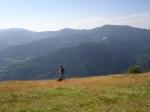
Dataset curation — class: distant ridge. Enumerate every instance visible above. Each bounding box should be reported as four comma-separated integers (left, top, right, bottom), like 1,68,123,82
0,25,150,80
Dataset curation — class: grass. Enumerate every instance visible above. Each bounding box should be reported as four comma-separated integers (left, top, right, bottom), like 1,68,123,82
0,72,150,112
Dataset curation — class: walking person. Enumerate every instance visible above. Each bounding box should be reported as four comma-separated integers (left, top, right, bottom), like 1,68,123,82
57,65,65,81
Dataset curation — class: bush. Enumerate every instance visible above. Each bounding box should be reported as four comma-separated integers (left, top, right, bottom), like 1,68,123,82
128,66,141,74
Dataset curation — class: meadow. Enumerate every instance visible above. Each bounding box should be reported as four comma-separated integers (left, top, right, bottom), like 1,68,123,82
0,73,150,112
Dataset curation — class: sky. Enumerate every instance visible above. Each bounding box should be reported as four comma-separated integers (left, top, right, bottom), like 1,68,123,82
0,0,150,31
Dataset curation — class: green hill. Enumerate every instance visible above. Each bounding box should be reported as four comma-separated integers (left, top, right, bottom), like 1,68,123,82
0,73,150,112
1,25,150,80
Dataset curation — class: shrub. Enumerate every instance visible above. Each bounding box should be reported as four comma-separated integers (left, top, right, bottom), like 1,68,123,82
128,66,141,74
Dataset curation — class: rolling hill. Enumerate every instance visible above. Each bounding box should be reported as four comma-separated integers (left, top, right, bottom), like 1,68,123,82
0,28,59,51
0,25,150,80
1,25,149,62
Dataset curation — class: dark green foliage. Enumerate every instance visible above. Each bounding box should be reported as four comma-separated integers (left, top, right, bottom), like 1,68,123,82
128,66,141,74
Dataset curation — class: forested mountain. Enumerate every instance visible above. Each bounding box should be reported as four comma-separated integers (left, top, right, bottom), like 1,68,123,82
0,28,59,50
0,25,150,80
0,25,149,62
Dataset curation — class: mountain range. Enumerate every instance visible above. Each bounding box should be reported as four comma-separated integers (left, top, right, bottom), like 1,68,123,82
0,25,150,80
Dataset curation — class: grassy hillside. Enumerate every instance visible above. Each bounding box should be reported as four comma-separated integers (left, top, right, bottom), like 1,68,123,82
0,73,150,112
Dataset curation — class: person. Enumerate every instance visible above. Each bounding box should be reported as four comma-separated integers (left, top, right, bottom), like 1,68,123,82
57,65,65,81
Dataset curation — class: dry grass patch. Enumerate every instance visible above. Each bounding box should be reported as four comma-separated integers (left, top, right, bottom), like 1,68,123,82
0,73,150,112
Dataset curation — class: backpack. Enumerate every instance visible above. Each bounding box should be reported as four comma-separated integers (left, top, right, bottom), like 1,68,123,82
61,68,65,73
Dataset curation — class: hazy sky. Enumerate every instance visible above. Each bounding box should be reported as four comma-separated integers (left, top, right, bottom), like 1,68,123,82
0,0,150,31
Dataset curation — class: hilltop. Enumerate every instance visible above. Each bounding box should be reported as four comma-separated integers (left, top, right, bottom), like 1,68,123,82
0,73,150,112
1,25,150,80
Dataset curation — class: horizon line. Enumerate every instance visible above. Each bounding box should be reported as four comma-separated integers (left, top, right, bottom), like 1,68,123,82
0,24,149,32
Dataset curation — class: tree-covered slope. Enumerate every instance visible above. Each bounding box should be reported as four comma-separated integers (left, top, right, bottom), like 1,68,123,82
0,25,150,80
